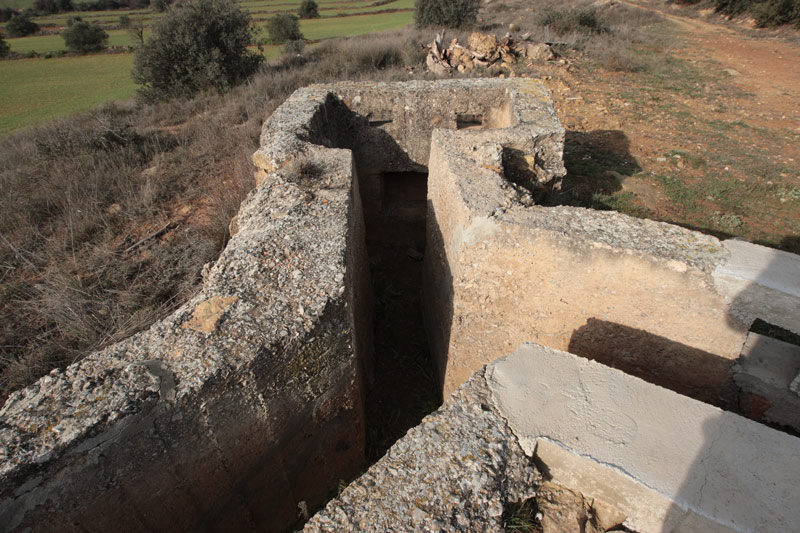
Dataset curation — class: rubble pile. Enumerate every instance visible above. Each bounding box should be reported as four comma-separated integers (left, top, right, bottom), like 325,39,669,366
425,32,556,75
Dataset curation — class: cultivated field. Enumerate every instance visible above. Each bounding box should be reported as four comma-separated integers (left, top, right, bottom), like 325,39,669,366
0,0,414,134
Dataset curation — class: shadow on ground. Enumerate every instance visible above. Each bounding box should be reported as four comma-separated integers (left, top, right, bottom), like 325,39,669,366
544,129,641,209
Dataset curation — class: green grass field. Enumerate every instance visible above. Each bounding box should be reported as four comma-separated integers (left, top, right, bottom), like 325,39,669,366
0,54,136,134
7,30,140,53
295,10,412,40
0,0,414,135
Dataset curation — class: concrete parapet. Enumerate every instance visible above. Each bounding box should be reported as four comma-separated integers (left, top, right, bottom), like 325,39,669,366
1,77,563,532
0,123,371,531
712,239,800,336
304,367,539,532
423,119,800,402
307,343,800,532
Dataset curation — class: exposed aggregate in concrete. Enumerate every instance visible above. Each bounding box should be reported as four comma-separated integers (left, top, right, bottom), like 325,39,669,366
0,146,356,495
304,369,539,532
502,205,728,273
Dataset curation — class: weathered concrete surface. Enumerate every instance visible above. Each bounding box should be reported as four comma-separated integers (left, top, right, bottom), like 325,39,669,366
1,78,565,532
489,343,800,533
303,368,539,532
713,239,800,336
734,332,800,431
424,123,747,400
0,138,371,530
422,114,800,402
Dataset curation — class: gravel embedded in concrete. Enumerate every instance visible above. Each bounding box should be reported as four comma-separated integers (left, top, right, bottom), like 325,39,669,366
304,369,539,532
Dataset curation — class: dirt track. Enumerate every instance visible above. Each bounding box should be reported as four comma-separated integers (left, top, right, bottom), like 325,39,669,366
536,0,800,249
628,0,800,130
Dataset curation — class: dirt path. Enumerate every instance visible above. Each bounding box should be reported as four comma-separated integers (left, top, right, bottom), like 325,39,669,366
627,0,800,130
531,0,800,250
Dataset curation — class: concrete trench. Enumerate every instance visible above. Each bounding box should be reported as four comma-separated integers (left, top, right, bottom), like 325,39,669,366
359,169,442,463
3,79,800,532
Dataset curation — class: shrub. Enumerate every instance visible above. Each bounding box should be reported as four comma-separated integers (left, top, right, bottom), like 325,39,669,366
152,0,170,11
0,8,15,22
539,8,608,34
297,0,319,19
62,20,108,53
283,39,305,54
714,0,755,17
753,0,800,27
34,0,57,14
6,14,39,37
267,13,303,43
35,0,73,14
414,0,479,28
132,0,263,101
119,14,130,28
715,0,799,27
0,33,9,58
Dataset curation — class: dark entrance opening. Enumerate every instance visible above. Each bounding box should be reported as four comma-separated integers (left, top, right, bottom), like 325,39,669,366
362,170,441,462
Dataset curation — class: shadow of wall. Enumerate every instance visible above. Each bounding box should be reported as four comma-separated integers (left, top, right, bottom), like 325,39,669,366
568,319,737,408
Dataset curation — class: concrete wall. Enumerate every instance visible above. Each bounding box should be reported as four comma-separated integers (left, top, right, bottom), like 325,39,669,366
423,119,800,402
0,104,372,531
306,342,800,532
733,332,800,430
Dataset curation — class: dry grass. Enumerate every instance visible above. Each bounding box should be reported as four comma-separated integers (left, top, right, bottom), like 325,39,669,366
479,0,667,72
0,28,429,401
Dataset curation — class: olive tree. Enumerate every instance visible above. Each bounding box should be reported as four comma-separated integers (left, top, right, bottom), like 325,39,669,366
267,13,303,43
297,0,319,19
132,0,263,102
6,14,39,37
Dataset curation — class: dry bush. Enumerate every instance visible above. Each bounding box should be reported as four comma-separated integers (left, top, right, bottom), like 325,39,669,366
0,27,430,401
479,0,666,72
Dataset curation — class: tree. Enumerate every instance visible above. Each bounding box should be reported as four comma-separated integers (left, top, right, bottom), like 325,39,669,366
414,0,479,29
34,0,59,14
127,15,145,46
151,0,170,12
132,0,263,102
267,13,302,43
0,8,15,23
6,14,39,37
297,0,319,19
0,33,9,58
62,20,108,53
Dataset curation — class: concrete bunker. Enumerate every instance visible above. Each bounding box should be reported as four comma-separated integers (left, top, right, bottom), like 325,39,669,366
249,79,567,461
2,78,800,532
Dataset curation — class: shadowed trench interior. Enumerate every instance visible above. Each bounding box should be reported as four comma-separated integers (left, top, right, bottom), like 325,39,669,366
345,106,499,462
361,168,440,462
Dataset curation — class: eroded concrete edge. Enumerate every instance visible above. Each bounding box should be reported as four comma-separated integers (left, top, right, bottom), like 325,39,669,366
303,368,538,532
0,87,368,532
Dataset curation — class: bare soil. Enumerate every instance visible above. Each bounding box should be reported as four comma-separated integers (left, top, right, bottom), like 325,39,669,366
494,0,800,252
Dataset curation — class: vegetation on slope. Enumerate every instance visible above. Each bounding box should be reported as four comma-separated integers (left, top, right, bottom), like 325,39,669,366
0,29,426,401
132,0,262,101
